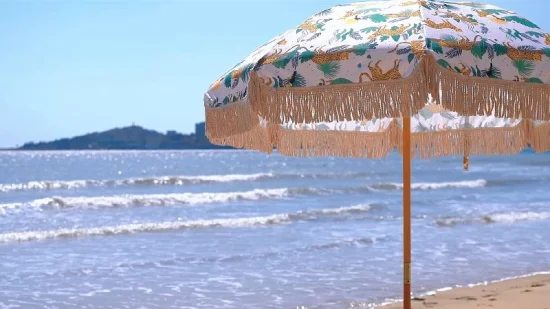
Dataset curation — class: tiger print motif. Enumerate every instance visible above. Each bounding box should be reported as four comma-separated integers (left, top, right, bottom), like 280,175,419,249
311,49,352,64
504,42,544,61
424,19,463,32
360,59,403,82
368,24,411,40
432,35,482,50
388,41,426,59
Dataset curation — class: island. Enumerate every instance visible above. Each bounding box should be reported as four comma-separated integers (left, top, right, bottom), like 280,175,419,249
14,122,234,150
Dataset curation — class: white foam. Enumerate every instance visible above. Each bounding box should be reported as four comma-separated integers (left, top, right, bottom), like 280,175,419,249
405,179,487,190
0,180,93,192
306,204,372,215
436,211,550,227
0,173,275,192
0,214,293,243
489,211,550,223
0,188,293,211
0,203,378,243
0,171,379,193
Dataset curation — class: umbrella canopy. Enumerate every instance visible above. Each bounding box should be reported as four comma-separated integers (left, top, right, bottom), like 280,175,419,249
202,1,550,308
204,0,550,157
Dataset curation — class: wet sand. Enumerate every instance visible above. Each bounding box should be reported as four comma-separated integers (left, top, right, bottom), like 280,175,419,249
378,274,550,309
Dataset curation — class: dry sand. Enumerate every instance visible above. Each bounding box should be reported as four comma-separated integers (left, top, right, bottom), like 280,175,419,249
378,274,550,309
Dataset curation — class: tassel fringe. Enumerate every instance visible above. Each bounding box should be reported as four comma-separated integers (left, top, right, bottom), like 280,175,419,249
205,102,273,153
205,53,550,158
206,115,550,159
247,54,550,123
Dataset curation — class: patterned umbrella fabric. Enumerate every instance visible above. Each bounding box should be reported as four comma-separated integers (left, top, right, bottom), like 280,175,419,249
203,0,550,158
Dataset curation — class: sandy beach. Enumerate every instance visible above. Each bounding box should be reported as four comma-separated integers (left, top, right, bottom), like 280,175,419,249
378,274,550,309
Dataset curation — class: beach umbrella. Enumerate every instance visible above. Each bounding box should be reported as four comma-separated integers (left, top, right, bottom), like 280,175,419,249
202,0,550,307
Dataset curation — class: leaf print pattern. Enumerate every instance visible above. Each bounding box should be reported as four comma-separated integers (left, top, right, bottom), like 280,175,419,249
204,0,550,133
318,62,341,78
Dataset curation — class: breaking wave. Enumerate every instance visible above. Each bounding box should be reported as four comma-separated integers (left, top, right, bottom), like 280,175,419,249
436,211,550,227
0,204,376,243
0,179,497,213
371,179,488,191
0,188,316,211
0,171,380,193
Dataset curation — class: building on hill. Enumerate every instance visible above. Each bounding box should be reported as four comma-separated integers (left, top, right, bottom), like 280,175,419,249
195,122,206,141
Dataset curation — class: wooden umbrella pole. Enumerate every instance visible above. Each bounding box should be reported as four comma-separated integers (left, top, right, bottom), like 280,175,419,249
403,117,412,309
463,139,470,171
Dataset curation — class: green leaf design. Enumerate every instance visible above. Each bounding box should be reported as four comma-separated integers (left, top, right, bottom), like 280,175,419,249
232,96,238,102
493,44,508,56
408,53,415,63
391,35,401,42
486,66,502,79
501,16,540,29
471,39,488,59
222,96,230,105
358,8,382,14
360,27,378,34
380,35,390,42
525,31,545,38
273,50,299,69
446,47,462,58
299,50,315,63
543,48,550,57
224,73,233,88
291,73,307,87
315,8,332,16
513,60,535,77
366,13,388,23
524,77,544,84
444,4,460,10
464,3,486,8
482,9,510,15
317,62,341,78
436,59,452,69
328,78,353,84
354,41,378,56
440,34,458,42
427,39,443,54
274,76,285,88
240,64,254,82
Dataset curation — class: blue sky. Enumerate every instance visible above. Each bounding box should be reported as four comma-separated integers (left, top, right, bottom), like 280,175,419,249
0,0,548,147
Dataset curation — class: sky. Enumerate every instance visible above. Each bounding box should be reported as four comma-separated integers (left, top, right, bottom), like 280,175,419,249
0,0,549,148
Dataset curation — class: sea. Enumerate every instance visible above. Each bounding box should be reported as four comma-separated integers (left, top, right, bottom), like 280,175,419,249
0,150,549,309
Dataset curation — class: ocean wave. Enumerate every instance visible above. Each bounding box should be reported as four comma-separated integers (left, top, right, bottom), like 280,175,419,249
0,171,380,193
0,174,273,192
0,188,315,211
0,179,493,213
436,211,550,227
0,204,377,243
371,179,487,191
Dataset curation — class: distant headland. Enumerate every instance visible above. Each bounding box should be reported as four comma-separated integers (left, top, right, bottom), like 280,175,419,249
10,122,233,151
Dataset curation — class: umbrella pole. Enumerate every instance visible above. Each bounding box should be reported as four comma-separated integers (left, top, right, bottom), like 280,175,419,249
402,117,412,309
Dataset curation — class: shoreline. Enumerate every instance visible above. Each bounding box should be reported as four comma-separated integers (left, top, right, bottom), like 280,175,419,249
376,271,550,309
